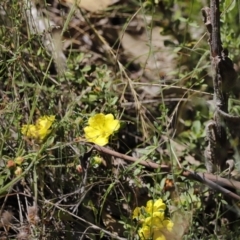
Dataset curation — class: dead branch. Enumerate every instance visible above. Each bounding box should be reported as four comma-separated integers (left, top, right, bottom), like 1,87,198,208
89,144,240,201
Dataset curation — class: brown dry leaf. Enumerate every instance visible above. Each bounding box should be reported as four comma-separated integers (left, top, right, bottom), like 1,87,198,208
27,205,40,225
171,210,192,239
121,26,177,83
61,0,117,12
166,139,186,157
0,211,13,230
102,211,124,236
185,155,201,166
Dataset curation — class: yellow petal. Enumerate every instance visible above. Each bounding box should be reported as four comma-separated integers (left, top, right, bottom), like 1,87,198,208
104,114,120,133
84,126,110,146
88,113,105,127
153,199,166,212
84,126,106,138
38,128,51,141
145,199,166,215
36,115,55,129
153,230,166,240
153,212,165,221
144,215,164,228
37,116,54,141
138,225,151,240
21,125,38,138
133,207,141,219
163,219,174,231
92,136,109,146
146,200,154,214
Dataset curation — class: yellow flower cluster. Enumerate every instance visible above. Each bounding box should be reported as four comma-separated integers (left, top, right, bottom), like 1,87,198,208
133,199,174,240
21,115,55,142
84,113,120,146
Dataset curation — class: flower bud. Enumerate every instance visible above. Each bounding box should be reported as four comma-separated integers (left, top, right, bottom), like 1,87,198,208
76,165,83,173
15,157,24,165
14,167,23,176
7,160,16,169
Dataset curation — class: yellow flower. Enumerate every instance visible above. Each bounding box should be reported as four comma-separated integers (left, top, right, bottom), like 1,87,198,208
139,217,172,240
143,215,173,235
84,113,120,146
152,229,167,240
144,212,165,227
138,225,167,240
138,225,151,239
163,219,174,231
145,199,166,215
21,125,38,139
21,115,55,141
133,207,145,222
133,198,174,240
133,207,141,219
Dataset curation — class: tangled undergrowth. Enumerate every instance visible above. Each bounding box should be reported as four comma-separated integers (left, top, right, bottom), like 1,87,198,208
1,0,240,239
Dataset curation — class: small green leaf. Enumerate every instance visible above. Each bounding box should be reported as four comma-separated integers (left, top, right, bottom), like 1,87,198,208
179,17,189,23
189,21,199,28
221,199,228,205
133,168,141,176
191,120,201,135
224,0,236,13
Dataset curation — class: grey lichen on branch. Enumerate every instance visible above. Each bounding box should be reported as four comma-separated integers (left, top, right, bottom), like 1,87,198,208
202,0,239,174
